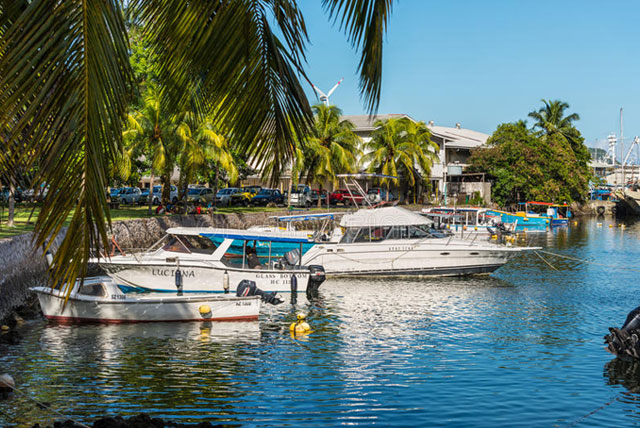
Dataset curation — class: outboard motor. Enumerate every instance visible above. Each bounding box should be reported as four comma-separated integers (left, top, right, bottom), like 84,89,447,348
306,265,326,298
604,306,640,359
236,280,283,305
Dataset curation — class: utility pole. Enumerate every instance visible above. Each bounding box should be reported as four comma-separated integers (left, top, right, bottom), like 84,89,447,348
621,108,625,186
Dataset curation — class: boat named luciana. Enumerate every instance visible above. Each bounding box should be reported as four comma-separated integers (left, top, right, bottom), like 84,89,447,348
91,228,326,294
31,276,261,323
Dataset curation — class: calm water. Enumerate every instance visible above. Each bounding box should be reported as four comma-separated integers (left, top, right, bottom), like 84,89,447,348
3,217,640,427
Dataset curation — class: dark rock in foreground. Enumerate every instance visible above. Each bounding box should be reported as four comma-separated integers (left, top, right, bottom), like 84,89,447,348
30,413,229,428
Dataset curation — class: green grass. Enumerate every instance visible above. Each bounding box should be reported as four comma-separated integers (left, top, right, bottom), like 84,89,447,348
0,203,332,239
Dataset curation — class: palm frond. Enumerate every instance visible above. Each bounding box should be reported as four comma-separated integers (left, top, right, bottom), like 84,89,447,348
0,1,133,294
322,0,393,112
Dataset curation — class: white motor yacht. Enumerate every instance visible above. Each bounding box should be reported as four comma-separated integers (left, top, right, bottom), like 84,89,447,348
300,206,536,276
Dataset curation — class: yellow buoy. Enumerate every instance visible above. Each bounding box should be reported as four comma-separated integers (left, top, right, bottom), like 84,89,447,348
597,223,602,227
1,325,9,332
609,224,613,228
199,305,212,317
290,313,312,335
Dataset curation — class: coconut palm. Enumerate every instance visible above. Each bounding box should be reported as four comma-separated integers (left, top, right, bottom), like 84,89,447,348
0,0,392,294
303,104,361,207
362,118,439,202
528,99,590,167
123,84,173,214
176,113,238,208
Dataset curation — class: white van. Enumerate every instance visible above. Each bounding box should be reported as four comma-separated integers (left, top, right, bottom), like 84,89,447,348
289,184,313,207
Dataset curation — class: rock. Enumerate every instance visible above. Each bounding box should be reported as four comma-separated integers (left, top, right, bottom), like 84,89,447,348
0,373,15,389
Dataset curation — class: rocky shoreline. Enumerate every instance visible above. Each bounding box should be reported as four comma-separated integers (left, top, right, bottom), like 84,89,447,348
29,413,227,428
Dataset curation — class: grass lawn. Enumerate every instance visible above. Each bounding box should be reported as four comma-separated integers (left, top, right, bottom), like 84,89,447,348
0,203,331,240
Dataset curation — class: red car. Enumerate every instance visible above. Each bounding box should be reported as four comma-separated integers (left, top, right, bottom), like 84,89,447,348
330,189,365,206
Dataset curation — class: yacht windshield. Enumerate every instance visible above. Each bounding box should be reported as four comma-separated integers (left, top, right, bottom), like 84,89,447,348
340,224,439,243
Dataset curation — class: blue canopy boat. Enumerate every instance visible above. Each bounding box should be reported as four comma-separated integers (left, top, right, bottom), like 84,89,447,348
207,213,337,258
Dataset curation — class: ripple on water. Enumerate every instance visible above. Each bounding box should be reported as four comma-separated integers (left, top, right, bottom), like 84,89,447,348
5,218,640,427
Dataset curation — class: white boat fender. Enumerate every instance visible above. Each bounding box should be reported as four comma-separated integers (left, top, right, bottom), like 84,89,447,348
236,280,283,305
289,313,311,335
223,270,230,294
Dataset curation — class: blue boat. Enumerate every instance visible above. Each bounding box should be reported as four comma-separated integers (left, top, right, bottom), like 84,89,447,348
485,209,550,232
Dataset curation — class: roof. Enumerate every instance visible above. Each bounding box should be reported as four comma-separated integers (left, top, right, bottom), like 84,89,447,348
341,114,417,132
427,125,489,149
165,227,312,243
340,206,433,228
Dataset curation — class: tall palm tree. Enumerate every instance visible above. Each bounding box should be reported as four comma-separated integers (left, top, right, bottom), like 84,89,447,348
528,99,590,167
176,112,238,207
362,118,439,202
0,0,393,294
123,84,171,214
528,99,580,138
303,104,361,207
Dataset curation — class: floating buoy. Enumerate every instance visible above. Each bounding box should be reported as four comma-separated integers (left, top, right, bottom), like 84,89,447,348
199,305,212,318
597,223,602,227
290,313,311,335
0,325,9,332
621,224,627,229
573,221,578,226
609,224,613,228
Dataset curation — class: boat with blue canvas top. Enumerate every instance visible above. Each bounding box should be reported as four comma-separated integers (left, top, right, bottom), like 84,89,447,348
485,208,550,232
90,228,326,294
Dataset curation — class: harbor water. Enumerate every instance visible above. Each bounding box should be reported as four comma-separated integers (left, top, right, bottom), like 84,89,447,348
3,217,640,427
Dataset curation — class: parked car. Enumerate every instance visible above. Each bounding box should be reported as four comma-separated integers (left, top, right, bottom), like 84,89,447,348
230,185,262,206
215,188,239,206
140,184,179,205
120,187,142,204
290,184,313,207
250,188,284,206
366,188,396,204
22,184,48,202
186,187,215,204
1,187,23,203
329,189,351,206
311,189,329,206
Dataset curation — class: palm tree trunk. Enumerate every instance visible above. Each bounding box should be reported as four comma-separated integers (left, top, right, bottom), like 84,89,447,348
212,165,220,209
7,182,15,227
317,182,322,208
147,171,155,215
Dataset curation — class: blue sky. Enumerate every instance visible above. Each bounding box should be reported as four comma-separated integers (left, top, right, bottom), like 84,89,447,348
299,1,640,156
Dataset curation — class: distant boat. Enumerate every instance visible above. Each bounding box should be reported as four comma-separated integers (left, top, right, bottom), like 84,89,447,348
32,276,261,323
485,209,549,232
421,206,515,236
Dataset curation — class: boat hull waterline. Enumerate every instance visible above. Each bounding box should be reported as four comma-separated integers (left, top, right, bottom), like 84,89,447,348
33,285,261,323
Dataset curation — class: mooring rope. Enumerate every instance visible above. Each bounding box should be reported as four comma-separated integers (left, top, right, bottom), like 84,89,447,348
537,249,640,272
533,251,559,271
7,384,91,428
564,395,620,427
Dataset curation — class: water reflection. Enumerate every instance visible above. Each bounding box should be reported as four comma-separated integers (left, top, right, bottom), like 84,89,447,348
6,218,640,427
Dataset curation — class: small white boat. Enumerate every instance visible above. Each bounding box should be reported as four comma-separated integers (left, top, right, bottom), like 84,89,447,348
31,276,261,323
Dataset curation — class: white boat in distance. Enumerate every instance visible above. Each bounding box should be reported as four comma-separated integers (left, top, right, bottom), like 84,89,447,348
32,276,261,323
91,229,326,294
300,206,536,276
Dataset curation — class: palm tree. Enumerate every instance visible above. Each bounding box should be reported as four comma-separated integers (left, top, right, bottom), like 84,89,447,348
362,118,439,202
0,1,393,294
123,84,171,214
176,113,238,208
528,99,580,138
303,104,361,207
528,99,590,167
